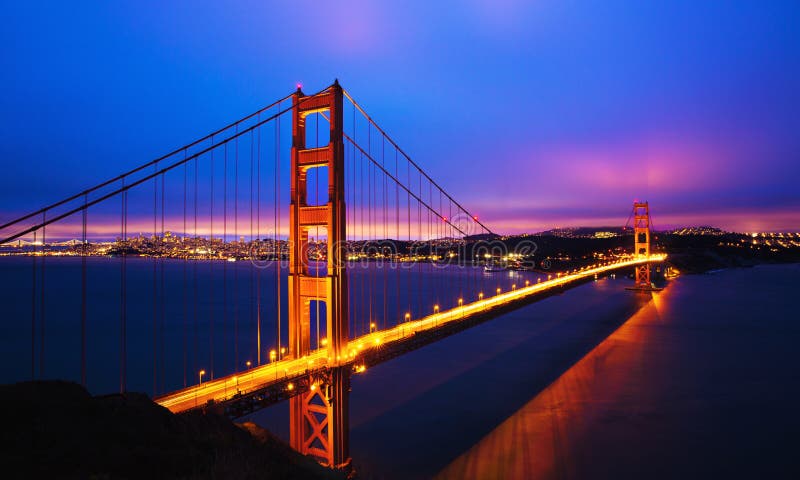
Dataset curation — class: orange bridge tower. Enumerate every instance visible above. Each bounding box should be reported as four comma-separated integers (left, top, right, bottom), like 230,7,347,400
632,201,653,290
288,81,350,469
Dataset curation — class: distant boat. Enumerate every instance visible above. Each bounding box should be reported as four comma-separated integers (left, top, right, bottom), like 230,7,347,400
484,261,505,273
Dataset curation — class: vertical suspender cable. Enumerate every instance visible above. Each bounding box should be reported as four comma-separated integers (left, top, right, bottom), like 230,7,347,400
182,152,188,387
31,230,37,380
395,148,400,327
153,164,158,395
256,124,262,365
249,129,254,367
359,150,364,335
367,124,372,330
275,103,281,359
349,141,354,336
315,113,320,348
81,195,87,387
160,171,165,393
40,213,46,378
417,171,422,319
381,137,389,328
120,182,127,393
407,161,411,318
223,143,228,375
249,129,256,367
234,126,240,369
193,153,198,381
210,142,215,379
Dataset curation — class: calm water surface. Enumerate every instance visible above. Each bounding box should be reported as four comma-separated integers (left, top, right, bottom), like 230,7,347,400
2,258,798,478
250,264,800,479
0,256,541,394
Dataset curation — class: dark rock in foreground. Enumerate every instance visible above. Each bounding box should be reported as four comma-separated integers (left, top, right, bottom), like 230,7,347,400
0,381,344,479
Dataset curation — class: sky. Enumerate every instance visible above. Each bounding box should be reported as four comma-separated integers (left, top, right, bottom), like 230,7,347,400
1,0,799,234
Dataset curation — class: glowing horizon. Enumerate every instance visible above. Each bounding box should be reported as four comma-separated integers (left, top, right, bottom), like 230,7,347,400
2,2,798,233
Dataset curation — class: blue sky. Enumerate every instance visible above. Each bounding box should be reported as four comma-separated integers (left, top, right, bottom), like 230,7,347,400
1,0,799,233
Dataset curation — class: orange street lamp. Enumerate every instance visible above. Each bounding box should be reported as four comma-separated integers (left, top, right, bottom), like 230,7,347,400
496,287,501,295
433,304,439,314
478,292,484,300
269,349,277,362
199,369,206,385
404,312,411,322
370,322,377,333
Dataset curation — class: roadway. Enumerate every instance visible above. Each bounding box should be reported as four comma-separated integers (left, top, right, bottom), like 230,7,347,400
155,254,666,413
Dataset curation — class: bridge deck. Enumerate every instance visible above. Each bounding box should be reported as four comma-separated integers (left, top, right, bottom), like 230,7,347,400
155,255,665,415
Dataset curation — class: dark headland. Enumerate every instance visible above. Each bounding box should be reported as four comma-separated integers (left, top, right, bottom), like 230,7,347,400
0,381,344,479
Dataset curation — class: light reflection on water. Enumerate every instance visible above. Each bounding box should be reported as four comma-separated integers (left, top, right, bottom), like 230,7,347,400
435,285,672,479
433,264,800,479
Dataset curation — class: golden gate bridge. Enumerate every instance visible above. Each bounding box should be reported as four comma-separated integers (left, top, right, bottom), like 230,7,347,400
0,81,663,470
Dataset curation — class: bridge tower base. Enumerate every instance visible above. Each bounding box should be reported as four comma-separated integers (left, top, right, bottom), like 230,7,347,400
287,82,351,469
